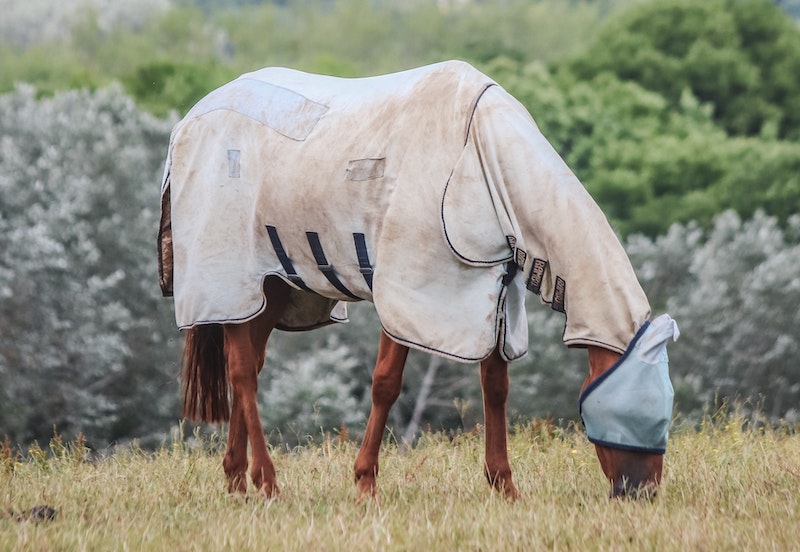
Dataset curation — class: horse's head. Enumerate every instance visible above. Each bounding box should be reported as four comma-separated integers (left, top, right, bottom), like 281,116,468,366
582,315,678,498
582,346,664,498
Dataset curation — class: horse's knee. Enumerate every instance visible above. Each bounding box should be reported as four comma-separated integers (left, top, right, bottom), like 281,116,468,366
371,370,402,406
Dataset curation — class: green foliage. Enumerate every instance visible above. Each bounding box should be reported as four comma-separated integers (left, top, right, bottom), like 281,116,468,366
565,0,800,140
122,60,236,117
489,52,800,236
213,0,630,77
0,0,637,113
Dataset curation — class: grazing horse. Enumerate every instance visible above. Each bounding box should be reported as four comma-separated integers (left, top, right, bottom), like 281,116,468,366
159,61,676,499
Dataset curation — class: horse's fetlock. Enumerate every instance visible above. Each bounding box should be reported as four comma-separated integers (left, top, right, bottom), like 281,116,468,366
354,463,378,482
226,473,247,494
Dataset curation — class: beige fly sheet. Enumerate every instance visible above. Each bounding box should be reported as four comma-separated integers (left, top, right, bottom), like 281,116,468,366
159,61,650,362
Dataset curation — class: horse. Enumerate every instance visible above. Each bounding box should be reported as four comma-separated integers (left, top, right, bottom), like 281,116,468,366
159,61,676,499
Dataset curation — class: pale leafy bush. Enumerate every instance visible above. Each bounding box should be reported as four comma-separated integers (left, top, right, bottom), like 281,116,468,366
628,211,800,422
0,85,178,446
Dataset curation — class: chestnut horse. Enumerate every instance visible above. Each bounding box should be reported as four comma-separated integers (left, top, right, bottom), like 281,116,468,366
181,276,663,500
164,62,670,500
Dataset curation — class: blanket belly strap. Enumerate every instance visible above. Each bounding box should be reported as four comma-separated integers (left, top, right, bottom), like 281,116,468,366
502,262,518,286
266,225,312,291
353,233,374,290
306,232,361,300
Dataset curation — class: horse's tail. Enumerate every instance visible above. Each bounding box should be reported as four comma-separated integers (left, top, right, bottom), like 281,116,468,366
182,324,230,423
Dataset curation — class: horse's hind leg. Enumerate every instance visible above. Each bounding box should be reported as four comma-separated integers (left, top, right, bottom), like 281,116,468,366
354,331,409,499
222,399,249,494
223,277,290,496
480,348,520,500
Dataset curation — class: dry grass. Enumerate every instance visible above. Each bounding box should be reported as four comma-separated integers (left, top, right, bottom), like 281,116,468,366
2,416,799,551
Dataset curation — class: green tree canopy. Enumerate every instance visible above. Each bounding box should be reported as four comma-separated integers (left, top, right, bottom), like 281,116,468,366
565,0,800,140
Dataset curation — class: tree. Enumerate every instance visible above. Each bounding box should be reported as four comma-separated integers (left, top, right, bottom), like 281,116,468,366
565,0,800,140
122,60,235,118
484,53,800,238
626,211,800,422
0,85,179,447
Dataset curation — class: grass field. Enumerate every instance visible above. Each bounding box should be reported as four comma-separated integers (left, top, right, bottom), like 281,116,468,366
2,415,799,551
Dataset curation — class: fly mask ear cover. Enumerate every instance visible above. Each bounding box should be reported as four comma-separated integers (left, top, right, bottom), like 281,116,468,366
579,314,679,454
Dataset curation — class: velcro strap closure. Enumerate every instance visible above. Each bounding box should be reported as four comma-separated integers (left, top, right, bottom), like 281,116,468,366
306,231,360,300
266,225,311,292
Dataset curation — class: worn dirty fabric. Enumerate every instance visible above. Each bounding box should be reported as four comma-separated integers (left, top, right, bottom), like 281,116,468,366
159,60,651,362
578,314,679,454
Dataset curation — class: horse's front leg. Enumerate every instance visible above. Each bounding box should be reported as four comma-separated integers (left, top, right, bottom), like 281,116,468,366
480,348,520,500
354,331,409,499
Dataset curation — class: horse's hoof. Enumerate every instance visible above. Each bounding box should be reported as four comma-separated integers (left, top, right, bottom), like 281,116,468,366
226,474,248,495
355,476,379,503
485,469,520,501
10,505,57,523
258,482,281,499
610,480,658,501
503,484,521,502
492,480,520,501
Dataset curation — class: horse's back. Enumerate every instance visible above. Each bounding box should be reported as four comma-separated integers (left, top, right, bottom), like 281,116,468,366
162,61,504,349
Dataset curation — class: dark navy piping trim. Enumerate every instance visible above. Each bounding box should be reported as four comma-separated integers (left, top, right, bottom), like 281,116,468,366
379,261,508,363
577,320,652,415
463,83,496,146
586,436,666,455
563,336,626,353
176,272,348,331
440,82,514,267
440,175,514,266
177,296,268,331
380,326,492,363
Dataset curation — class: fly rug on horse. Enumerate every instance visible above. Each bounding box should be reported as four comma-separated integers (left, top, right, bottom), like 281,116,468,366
158,60,678,500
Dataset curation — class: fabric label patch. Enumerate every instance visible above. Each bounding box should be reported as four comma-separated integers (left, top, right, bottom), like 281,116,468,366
345,158,386,181
228,149,241,178
184,78,329,142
